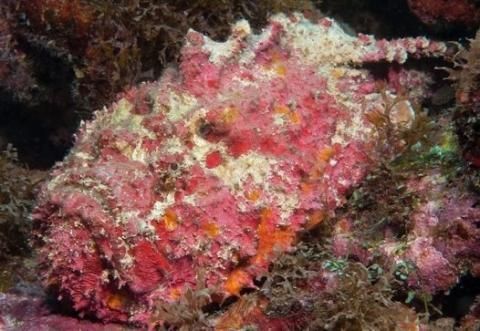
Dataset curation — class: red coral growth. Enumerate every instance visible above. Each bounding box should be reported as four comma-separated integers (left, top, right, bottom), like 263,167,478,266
21,0,93,46
407,0,480,27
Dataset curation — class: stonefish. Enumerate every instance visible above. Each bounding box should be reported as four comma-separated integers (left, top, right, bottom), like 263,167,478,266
33,13,448,326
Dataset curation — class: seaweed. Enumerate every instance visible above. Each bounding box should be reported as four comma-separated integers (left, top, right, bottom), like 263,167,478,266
346,163,418,241
0,3,36,103
261,242,322,319
447,29,480,102
152,271,215,330
258,239,420,331
0,144,45,292
307,263,418,331
445,29,480,188
13,0,321,115
0,145,44,259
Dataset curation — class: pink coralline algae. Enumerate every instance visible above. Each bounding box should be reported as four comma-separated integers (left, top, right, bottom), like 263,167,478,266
0,292,131,331
32,13,449,326
404,173,480,293
328,156,480,296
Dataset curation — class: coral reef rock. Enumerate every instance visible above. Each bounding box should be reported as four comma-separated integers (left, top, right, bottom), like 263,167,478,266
33,13,449,326
0,292,132,331
450,29,480,170
0,6,36,103
407,0,480,29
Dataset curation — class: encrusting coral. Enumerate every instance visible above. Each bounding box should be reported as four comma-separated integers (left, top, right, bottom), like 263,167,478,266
31,12,452,327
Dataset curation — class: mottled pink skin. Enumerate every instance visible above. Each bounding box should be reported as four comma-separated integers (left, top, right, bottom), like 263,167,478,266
32,15,449,325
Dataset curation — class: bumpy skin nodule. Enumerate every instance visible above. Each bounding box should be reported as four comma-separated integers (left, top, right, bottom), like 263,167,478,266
33,13,448,325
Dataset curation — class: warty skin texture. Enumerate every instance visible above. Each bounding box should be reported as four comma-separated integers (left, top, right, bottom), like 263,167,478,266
33,13,449,326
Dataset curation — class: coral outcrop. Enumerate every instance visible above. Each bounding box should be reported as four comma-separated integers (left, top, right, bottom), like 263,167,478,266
0,8,36,104
449,29,480,171
0,292,132,331
407,0,480,29
33,13,450,327
16,0,318,112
